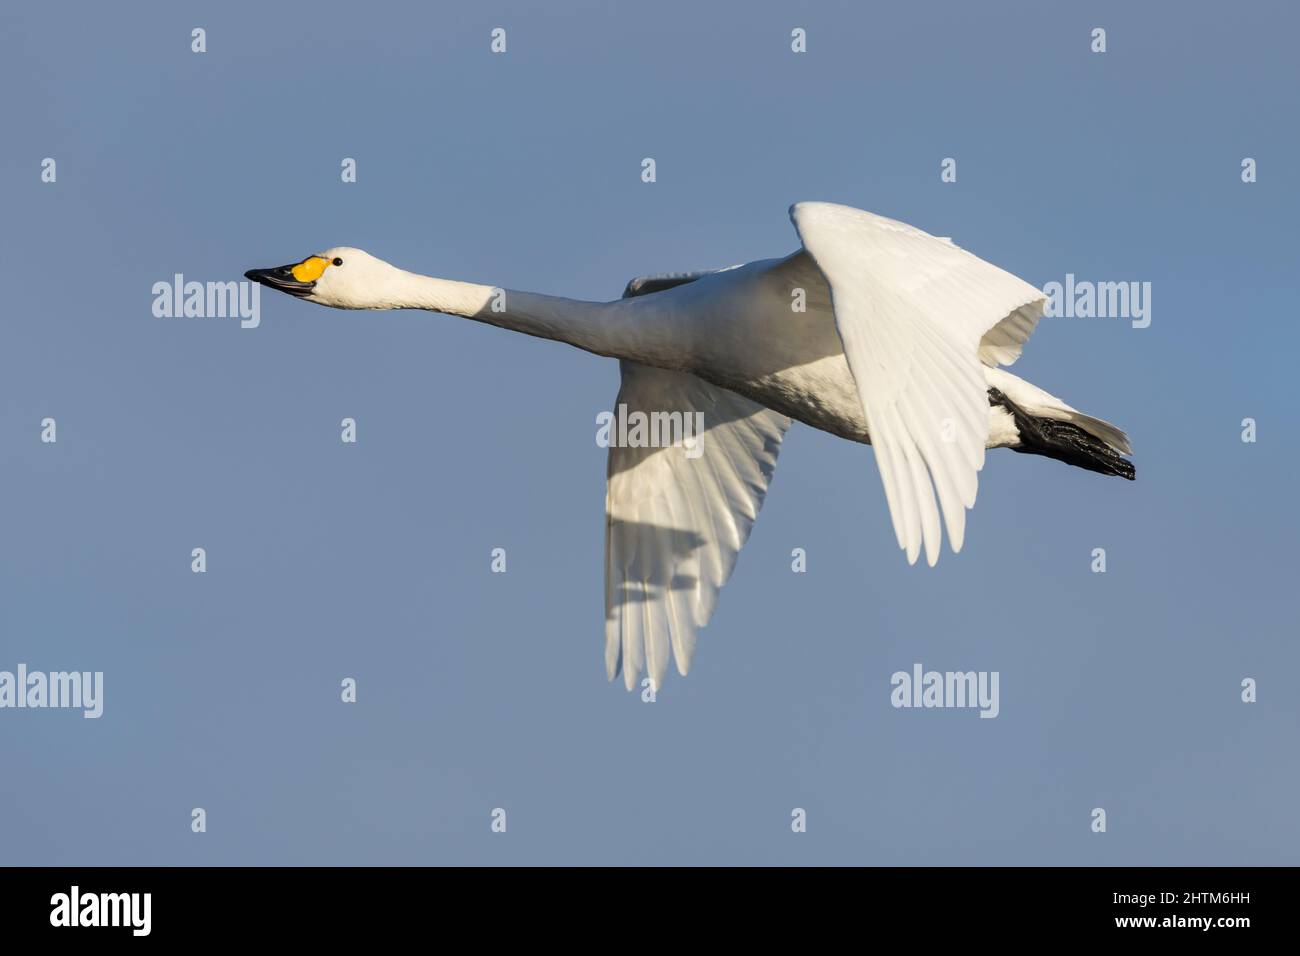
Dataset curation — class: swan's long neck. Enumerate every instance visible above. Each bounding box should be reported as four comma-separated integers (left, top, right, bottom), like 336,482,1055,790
373,266,660,362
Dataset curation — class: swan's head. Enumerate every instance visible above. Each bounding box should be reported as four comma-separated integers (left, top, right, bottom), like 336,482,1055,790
245,248,399,309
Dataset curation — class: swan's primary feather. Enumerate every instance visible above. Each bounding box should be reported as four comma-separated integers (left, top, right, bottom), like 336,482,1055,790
789,202,1047,567
604,361,789,690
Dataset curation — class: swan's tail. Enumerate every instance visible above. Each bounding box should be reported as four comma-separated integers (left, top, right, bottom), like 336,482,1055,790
985,367,1135,480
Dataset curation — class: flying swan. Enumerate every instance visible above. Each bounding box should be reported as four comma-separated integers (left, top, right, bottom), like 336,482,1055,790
247,202,1134,691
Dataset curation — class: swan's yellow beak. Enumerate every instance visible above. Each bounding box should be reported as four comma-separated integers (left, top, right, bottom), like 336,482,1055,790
245,255,330,298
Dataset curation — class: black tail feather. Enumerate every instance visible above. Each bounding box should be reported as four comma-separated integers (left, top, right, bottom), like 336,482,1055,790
989,388,1135,480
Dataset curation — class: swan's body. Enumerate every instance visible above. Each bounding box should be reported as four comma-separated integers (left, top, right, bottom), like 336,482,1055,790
248,202,1134,691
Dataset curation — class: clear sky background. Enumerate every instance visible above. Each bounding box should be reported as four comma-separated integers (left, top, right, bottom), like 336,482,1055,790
1,0,1297,865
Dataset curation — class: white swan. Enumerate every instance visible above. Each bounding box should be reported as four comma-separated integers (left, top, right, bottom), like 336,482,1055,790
247,202,1133,691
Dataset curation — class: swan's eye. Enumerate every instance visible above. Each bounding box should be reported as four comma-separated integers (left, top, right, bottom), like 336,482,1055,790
332,257,343,267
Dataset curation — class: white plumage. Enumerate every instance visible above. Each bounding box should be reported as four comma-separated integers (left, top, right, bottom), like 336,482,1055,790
247,202,1134,692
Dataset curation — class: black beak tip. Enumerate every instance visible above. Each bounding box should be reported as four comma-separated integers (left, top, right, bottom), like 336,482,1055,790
244,264,314,298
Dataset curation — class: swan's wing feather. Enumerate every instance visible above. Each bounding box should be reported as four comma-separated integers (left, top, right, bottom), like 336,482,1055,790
789,202,1046,567
622,265,745,299
623,273,715,298
605,361,789,690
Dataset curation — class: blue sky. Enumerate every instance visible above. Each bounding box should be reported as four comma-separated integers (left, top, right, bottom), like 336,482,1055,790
1,0,1297,864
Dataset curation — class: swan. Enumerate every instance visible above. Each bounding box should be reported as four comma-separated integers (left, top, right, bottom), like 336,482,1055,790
247,202,1134,691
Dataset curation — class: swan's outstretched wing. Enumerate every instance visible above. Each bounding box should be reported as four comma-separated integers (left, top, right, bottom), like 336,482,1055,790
605,361,789,691
790,201,1046,567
